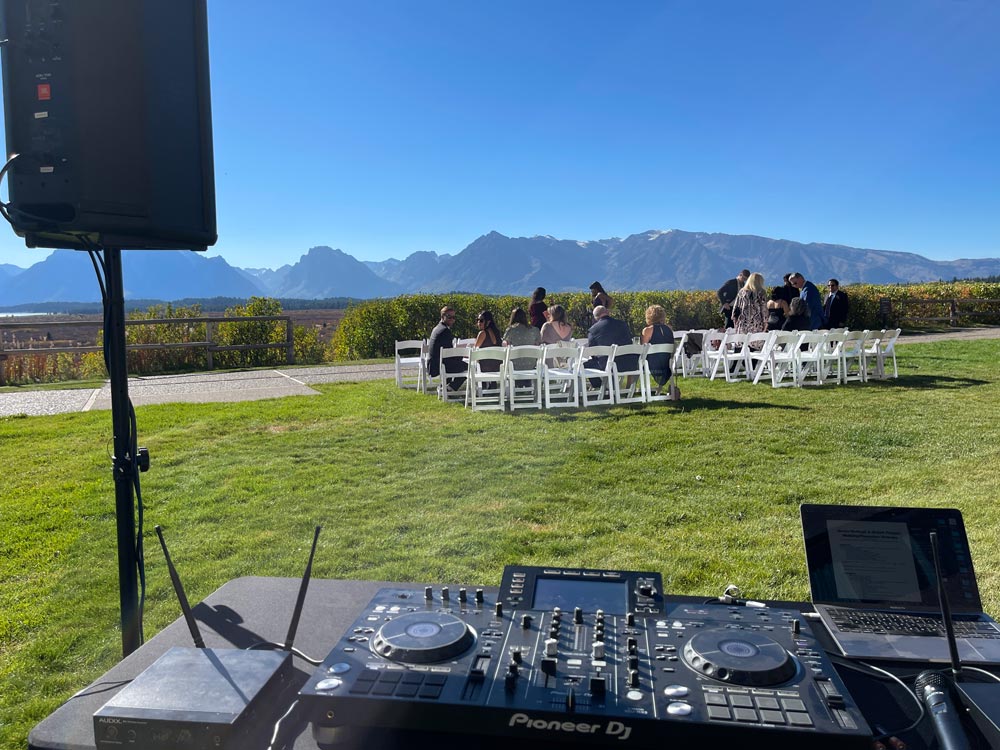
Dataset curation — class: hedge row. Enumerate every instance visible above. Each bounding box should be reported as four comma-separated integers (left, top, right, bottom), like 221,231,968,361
330,282,1000,361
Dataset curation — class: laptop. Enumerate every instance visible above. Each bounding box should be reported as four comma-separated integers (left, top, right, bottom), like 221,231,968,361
801,503,1000,664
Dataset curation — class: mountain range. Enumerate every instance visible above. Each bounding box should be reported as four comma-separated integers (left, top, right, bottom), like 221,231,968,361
1,229,998,306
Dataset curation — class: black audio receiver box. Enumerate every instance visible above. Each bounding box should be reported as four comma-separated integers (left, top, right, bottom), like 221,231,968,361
93,647,292,750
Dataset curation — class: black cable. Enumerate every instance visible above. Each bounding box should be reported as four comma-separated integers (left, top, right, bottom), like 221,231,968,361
87,244,146,645
829,655,927,741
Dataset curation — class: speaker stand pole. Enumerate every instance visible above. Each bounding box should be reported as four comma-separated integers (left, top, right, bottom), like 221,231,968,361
105,248,141,657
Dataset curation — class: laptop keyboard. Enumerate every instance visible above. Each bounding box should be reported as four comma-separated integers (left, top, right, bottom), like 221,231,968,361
828,608,1000,638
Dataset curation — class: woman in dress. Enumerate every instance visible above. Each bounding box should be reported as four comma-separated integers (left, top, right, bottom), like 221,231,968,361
473,309,503,385
589,281,612,310
528,287,548,329
503,307,542,378
640,304,675,393
766,286,790,331
540,304,572,344
732,272,768,334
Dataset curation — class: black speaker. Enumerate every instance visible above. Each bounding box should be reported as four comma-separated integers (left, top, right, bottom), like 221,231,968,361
0,0,217,250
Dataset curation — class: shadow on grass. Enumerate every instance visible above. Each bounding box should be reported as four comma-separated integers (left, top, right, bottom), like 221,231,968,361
877,374,990,390
538,398,806,420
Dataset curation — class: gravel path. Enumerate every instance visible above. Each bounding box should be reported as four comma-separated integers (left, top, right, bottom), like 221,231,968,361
1,331,996,418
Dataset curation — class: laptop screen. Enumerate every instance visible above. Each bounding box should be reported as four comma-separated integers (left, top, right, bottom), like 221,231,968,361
800,504,983,613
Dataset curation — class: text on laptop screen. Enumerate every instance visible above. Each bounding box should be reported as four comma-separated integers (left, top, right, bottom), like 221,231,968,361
802,505,982,612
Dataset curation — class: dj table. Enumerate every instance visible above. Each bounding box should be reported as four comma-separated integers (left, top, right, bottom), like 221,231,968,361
27,576,990,750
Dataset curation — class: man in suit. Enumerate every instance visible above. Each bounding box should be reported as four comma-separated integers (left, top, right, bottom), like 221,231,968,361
823,279,849,329
427,306,466,389
585,305,634,373
717,269,750,328
788,272,825,329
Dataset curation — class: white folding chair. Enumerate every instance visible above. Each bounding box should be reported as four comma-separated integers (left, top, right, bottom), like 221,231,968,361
394,339,425,389
744,331,774,384
704,330,731,381
543,345,581,409
670,330,688,374
711,332,752,382
578,345,616,407
874,328,901,379
611,343,648,404
504,345,544,410
837,330,868,384
763,331,801,388
438,347,470,403
642,343,676,402
820,330,848,384
466,347,507,411
796,331,829,386
860,330,882,381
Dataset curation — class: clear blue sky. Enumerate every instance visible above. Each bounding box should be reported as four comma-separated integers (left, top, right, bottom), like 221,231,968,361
2,0,998,269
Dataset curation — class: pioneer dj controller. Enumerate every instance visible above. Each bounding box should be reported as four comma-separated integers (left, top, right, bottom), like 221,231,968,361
300,566,872,748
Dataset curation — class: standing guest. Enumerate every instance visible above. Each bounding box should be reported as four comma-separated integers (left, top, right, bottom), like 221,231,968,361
528,287,548,329
640,304,675,393
427,306,466,388
781,298,811,332
782,272,800,301
717,269,750,329
787,272,824,329
766,287,790,331
540,304,573,344
732,272,769,334
589,281,613,310
503,307,541,371
824,279,849,329
585,305,633,372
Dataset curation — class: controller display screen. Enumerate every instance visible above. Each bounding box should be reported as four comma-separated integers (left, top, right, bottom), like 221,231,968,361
531,578,629,614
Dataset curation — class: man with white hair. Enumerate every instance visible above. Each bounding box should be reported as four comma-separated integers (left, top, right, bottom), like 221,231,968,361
585,305,634,373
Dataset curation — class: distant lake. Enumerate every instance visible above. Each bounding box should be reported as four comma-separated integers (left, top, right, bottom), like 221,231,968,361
0,312,53,318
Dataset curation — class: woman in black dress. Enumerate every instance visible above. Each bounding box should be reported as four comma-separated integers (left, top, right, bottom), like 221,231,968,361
528,287,548,329
640,304,675,392
766,286,790,331
589,281,612,310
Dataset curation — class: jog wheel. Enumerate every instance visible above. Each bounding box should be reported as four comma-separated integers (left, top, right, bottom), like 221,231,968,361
682,629,799,686
372,611,476,664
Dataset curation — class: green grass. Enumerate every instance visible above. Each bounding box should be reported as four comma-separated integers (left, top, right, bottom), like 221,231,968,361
2,339,1000,749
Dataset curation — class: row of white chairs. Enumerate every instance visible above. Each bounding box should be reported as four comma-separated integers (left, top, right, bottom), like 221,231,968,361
396,341,677,410
669,328,901,387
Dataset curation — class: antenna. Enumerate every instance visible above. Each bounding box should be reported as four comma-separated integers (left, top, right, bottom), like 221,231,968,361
284,525,321,651
930,530,963,678
154,525,206,649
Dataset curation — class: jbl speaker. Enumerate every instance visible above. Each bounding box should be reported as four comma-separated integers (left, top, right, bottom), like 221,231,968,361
0,0,217,250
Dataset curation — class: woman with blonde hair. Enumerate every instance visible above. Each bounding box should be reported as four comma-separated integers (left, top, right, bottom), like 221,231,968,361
732,272,768,334
540,304,572,344
640,304,675,391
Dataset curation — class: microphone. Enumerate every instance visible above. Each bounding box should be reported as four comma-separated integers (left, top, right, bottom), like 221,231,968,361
914,670,971,750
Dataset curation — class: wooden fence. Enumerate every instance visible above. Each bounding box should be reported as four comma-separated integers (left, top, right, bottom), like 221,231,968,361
0,315,294,386
881,298,1000,327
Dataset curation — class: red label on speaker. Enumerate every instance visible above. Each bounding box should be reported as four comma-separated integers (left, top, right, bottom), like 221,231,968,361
37,83,52,100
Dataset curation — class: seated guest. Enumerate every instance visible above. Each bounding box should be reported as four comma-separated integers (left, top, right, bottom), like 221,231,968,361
640,304,674,393
766,286,790,331
528,287,548,329
733,272,769,334
540,304,573,344
586,305,633,372
589,281,613,310
474,309,503,372
503,307,541,371
781,297,810,332
428,306,466,389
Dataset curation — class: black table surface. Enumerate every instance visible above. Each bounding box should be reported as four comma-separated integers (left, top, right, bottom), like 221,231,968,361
26,577,967,750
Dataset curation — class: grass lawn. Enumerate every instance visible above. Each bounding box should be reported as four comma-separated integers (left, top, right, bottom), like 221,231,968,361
2,339,999,749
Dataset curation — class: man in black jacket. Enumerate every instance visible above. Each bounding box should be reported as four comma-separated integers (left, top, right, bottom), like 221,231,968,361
824,279,849,329
717,269,750,328
427,306,466,389
585,306,634,372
